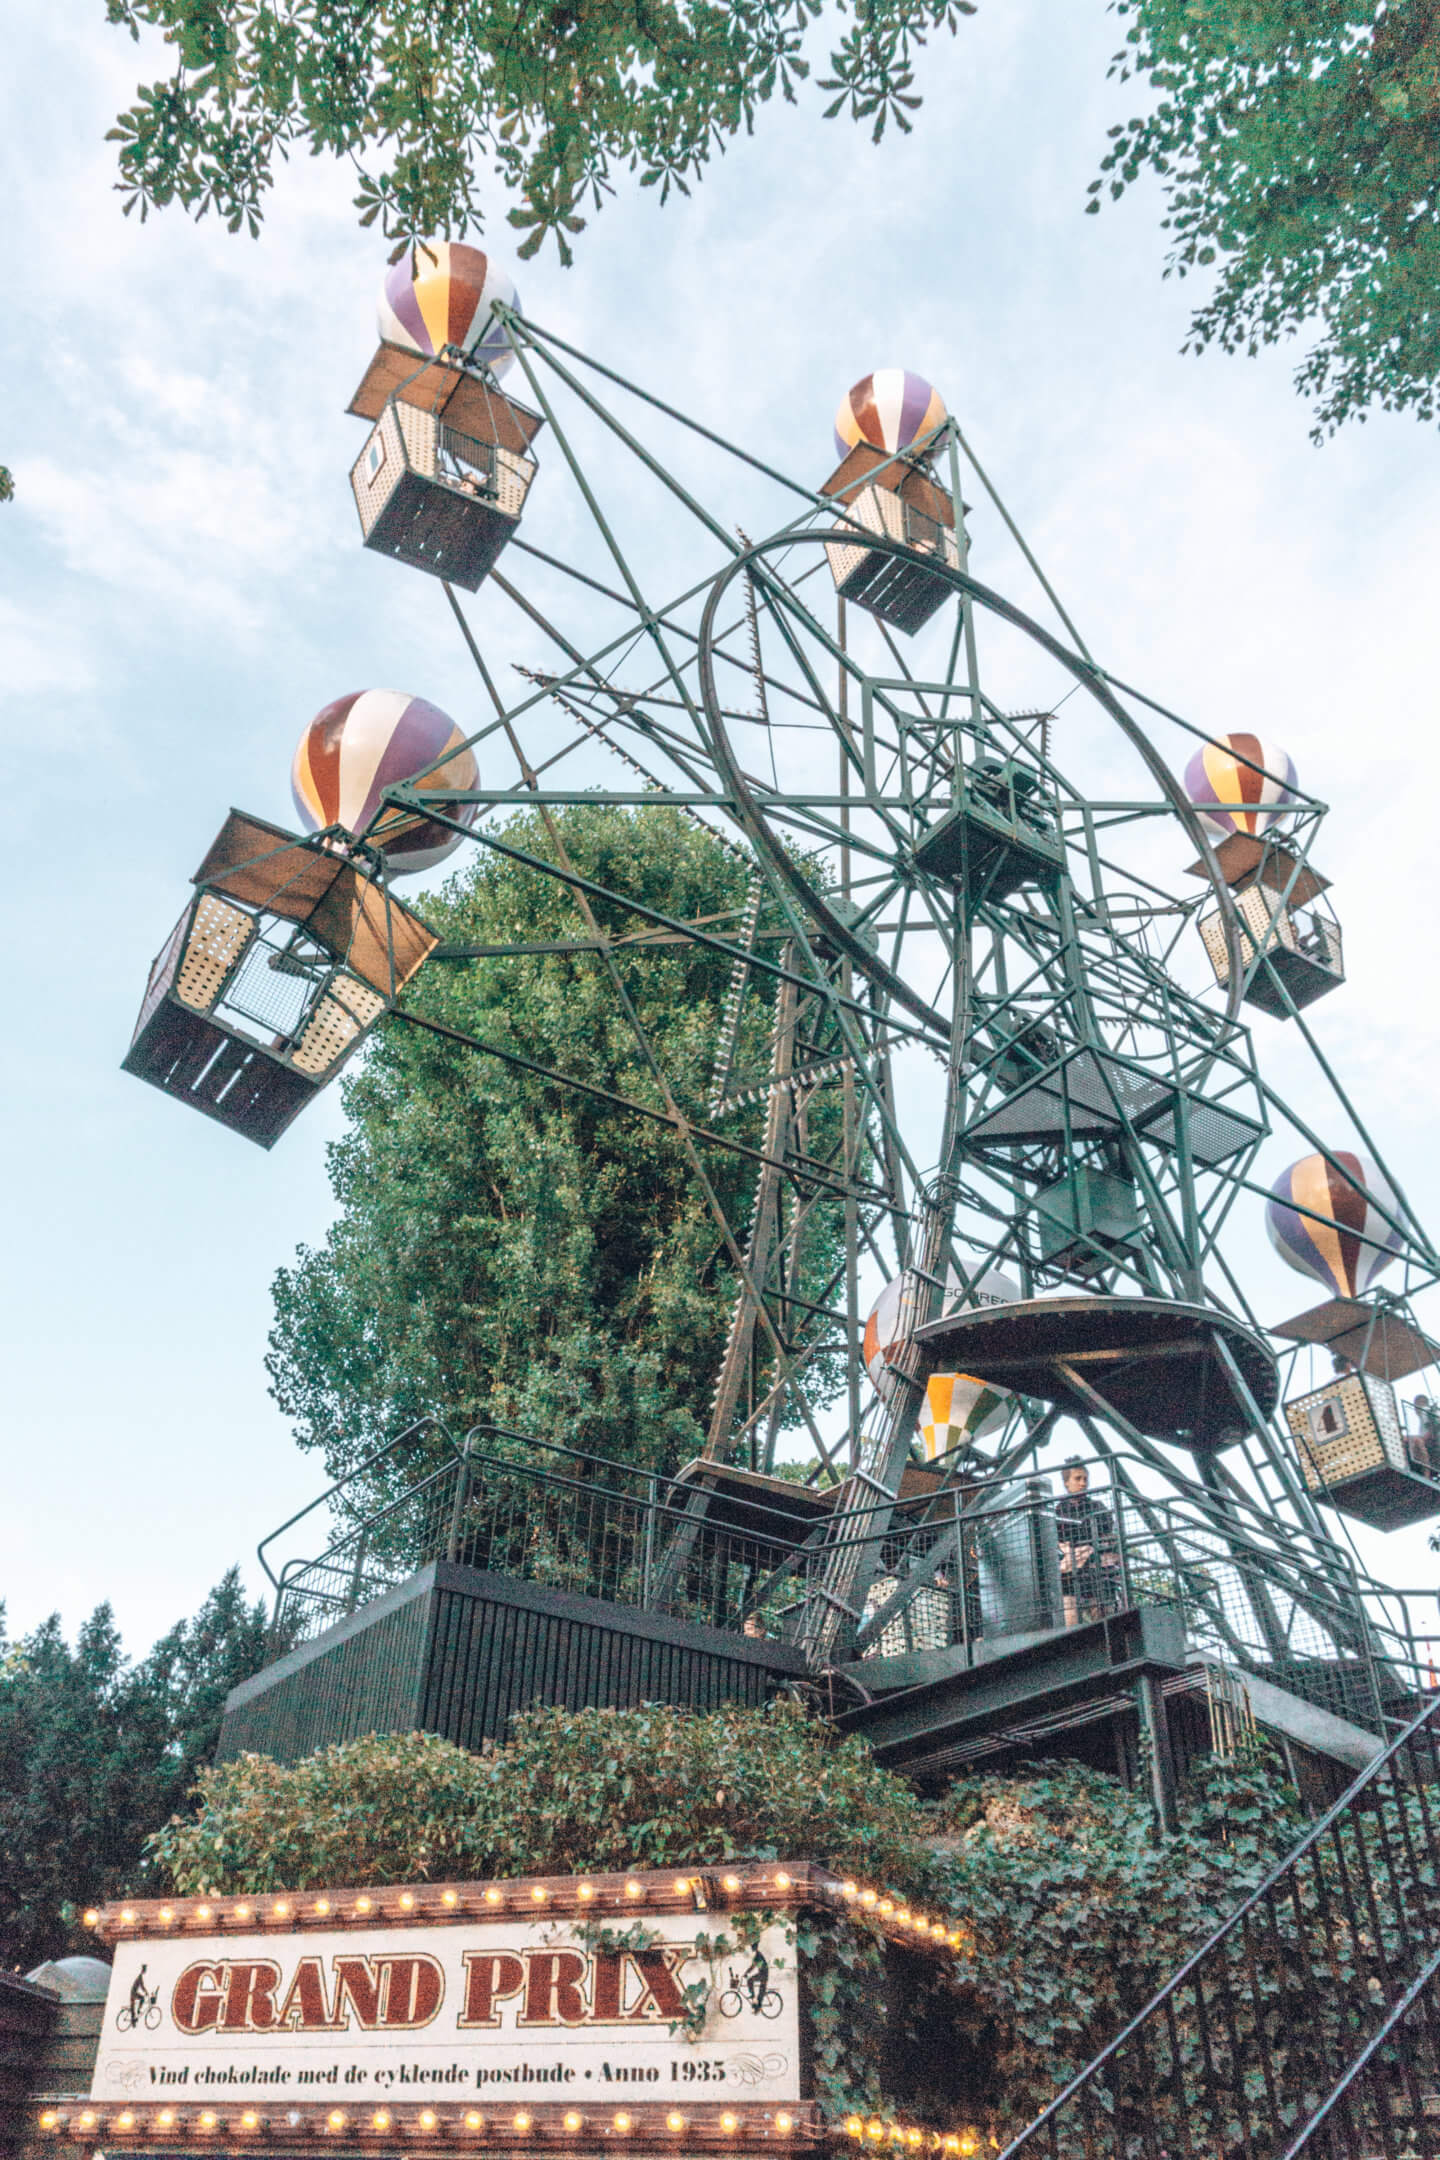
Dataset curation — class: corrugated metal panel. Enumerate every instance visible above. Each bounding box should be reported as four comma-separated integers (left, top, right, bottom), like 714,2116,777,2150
217,1574,431,1762
418,1562,808,1751
219,1562,807,1766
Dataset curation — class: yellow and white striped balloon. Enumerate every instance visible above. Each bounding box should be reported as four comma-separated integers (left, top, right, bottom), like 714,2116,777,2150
920,1371,1011,1461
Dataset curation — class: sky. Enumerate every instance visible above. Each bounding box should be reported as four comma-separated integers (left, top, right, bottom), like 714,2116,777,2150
2,0,1438,1660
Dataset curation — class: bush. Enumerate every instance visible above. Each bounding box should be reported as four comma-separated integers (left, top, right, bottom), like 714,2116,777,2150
146,1698,937,1896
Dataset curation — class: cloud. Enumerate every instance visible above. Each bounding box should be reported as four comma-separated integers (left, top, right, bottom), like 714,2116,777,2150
0,595,98,701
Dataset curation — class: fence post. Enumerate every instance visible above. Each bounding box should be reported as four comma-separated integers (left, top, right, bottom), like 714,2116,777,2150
344,1530,370,1616
266,1578,290,1657
955,1489,972,1666
641,1477,658,1608
445,1447,472,1565
1114,1489,1135,1610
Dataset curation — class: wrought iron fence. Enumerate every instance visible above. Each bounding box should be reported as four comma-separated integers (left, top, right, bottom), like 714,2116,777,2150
836,1480,1402,1735
995,1692,1440,2160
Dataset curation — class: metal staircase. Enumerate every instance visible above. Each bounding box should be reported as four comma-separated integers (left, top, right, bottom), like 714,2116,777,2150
998,1693,1440,2160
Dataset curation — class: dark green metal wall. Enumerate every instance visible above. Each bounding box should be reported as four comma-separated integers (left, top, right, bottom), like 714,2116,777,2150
218,1562,808,1765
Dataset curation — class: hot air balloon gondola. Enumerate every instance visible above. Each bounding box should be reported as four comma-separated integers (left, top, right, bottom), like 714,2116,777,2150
1185,735,1344,1017
1266,1151,1440,1528
122,811,436,1147
823,370,960,633
348,242,543,590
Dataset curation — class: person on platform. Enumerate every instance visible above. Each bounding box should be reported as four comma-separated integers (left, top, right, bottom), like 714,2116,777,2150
1409,1394,1440,1476
1056,1459,1119,1627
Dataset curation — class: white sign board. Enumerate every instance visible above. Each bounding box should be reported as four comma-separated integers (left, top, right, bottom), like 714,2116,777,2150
92,1921,799,2106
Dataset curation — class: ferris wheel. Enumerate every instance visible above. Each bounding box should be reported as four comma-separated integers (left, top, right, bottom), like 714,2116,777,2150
122,242,1440,1733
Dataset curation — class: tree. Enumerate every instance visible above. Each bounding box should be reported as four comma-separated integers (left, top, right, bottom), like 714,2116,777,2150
0,469,12,503
102,0,974,262
1093,0,1440,437
266,803,844,1483
0,1572,270,1970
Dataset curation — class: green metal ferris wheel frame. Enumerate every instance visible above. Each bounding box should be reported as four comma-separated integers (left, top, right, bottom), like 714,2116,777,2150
353,300,1439,1700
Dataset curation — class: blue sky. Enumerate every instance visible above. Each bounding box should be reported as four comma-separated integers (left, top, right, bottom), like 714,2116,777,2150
3,0,1438,1655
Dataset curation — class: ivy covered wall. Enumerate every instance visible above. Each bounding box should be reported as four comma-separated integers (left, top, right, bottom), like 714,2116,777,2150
143,1699,1307,2135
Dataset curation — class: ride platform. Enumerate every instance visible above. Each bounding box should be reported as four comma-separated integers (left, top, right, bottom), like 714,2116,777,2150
916,1295,1279,1452
839,1604,1191,1788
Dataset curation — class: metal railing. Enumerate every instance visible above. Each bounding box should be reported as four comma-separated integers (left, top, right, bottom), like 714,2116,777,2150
264,1424,829,1650
835,1479,1409,1736
996,1691,1440,2160
259,1427,1432,1738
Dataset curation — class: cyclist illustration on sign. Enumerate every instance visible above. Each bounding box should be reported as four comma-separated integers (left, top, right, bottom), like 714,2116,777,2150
115,1966,162,2033
717,1948,782,2021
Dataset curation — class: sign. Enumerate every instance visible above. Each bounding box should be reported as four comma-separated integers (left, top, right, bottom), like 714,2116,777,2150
92,1920,799,2108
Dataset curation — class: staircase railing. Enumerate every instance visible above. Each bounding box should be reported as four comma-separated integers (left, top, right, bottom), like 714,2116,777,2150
997,1693,1440,2160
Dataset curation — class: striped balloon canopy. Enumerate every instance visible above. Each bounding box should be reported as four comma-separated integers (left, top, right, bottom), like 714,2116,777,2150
920,1371,1011,1461
291,690,478,876
1265,1151,1404,1302
1184,733,1298,840
862,1265,1020,1401
834,369,947,464
378,241,518,377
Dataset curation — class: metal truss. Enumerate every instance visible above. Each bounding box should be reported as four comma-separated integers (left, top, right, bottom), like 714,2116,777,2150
361,304,1440,1690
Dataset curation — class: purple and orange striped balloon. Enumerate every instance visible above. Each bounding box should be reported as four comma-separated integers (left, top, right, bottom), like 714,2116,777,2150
834,369,947,464
1184,733,1297,840
378,241,518,377
291,690,478,876
1265,1151,1403,1302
